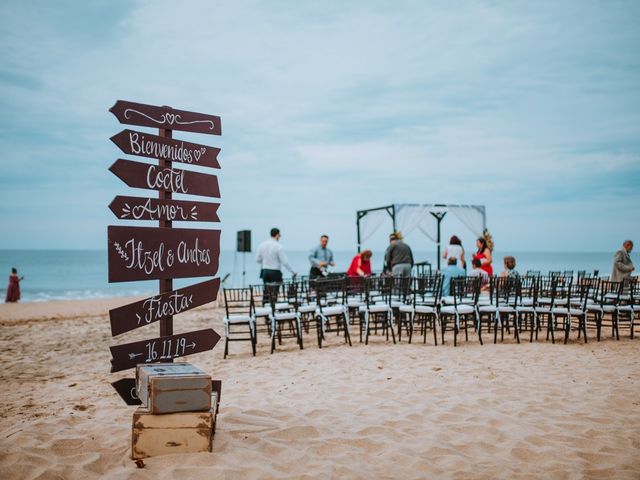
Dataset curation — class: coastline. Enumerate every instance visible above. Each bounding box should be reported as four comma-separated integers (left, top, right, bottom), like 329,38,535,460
0,296,147,325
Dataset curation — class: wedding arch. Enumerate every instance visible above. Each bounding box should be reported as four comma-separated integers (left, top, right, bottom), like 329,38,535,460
356,204,486,270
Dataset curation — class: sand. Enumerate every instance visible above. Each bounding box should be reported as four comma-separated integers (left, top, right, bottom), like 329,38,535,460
0,298,639,479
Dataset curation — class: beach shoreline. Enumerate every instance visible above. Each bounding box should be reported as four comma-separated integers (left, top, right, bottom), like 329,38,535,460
1,298,639,479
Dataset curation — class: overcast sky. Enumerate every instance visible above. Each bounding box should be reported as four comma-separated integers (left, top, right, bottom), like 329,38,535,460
0,0,638,253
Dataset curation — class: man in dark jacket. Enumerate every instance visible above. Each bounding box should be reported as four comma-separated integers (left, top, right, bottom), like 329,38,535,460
385,232,414,277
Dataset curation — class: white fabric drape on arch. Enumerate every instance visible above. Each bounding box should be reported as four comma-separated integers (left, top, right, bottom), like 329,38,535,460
358,204,485,245
359,209,390,244
448,206,485,239
395,204,433,239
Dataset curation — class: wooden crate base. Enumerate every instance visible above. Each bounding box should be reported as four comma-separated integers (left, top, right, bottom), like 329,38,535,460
131,393,218,460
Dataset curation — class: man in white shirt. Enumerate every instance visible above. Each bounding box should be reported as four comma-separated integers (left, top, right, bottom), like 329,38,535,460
256,227,296,283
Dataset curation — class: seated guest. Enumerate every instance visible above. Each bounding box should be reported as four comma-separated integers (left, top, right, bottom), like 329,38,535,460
467,258,490,288
442,257,465,297
347,250,373,277
499,256,519,278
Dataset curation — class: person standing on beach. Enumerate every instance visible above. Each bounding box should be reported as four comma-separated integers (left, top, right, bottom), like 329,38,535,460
611,240,634,282
443,235,466,269
5,268,24,303
385,232,414,277
256,228,296,284
308,234,335,279
472,237,493,277
441,258,465,297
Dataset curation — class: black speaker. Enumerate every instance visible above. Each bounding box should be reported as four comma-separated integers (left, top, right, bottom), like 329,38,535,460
237,230,251,252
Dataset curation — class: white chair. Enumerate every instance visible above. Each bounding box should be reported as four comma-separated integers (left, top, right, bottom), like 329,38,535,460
440,277,481,346
399,275,442,345
359,276,395,345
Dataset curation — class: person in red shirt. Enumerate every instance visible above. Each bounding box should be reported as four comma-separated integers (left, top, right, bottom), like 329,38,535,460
472,238,493,277
347,250,373,277
5,268,24,303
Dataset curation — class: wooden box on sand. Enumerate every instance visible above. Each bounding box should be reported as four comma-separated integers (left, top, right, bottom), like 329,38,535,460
136,363,212,414
132,391,218,459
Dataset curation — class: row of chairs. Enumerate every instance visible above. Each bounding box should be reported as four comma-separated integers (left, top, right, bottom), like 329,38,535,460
222,274,639,357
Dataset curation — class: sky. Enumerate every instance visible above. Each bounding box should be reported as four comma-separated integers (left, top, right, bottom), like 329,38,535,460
0,0,638,254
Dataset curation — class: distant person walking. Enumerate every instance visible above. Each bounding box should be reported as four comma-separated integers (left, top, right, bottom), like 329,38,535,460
472,237,493,277
347,250,373,277
443,235,466,269
308,234,335,279
5,268,23,303
611,240,634,282
256,228,296,284
385,232,414,277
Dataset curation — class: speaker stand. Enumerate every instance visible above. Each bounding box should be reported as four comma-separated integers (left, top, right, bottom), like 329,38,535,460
242,251,246,287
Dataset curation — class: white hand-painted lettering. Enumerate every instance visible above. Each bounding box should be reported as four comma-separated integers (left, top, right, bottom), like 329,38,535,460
145,165,188,193
127,198,193,221
123,239,166,274
177,237,211,266
145,337,189,362
123,108,216,131
118,237,210,274
128,131,210,164
140,292,195,324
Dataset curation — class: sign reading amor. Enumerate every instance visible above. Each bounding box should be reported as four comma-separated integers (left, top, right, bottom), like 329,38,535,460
111,129,221,168
110,100,222,135
109,196,220,222
108,226,220,282
109,159,221,198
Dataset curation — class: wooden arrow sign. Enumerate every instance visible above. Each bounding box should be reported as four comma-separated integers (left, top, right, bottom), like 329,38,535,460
109,196,220,222
110,328,221,373
109,159,220,198
108,226,220,282
111,378,142,405
110,278,221,336
110,100,221,135
111,129,220,169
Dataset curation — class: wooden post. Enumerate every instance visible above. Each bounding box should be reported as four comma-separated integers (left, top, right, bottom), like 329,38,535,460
159,124,173,340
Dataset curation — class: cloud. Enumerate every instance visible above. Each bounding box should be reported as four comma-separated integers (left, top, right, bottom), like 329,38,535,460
0,0,638,251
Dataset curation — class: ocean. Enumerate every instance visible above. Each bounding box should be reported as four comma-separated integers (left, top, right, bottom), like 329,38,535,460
1,249,637,303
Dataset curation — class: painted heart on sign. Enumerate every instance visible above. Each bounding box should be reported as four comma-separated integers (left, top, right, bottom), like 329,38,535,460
164,113,176,124
193,148,202,162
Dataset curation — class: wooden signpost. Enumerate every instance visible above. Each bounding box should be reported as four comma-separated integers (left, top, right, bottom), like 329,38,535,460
107,100,223,409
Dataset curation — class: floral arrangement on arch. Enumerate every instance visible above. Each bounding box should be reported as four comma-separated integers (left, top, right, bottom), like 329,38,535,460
482,228,494,252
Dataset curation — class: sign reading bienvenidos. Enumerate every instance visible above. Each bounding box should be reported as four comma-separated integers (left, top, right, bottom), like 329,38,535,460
107,100,222,404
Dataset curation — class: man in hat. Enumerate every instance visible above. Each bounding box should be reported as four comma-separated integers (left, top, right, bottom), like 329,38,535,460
384,232,414,277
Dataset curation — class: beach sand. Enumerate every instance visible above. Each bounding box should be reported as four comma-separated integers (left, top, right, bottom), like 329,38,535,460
0,299,639,479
